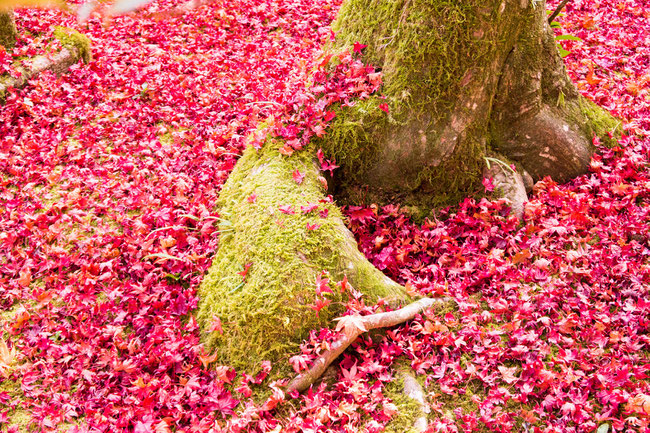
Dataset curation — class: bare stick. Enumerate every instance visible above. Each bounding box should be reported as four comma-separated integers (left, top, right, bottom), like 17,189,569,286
548,0,571,24
286,296,451,394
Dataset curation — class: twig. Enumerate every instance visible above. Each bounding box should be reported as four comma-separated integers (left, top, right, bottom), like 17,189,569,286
548,0,571,24
286,296,451,393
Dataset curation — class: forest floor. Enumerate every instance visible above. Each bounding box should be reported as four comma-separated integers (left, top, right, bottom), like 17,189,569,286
1,0,649,432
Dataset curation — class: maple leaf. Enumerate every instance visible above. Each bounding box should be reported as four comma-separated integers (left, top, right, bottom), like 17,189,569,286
334,315,368,338
512,248,532,264
586,62,602,85
353,42,367,53
626,394,650,416
278,204,295,214
289,354,310,373
301,203,319,214
310,298,331,316
497,365,519,384
292,169,305,185
209,316,223,334
314,273,332,296
0,339,15,377
16,268,31,287
198,351,218,369
482,176,495,192
237,262,252,280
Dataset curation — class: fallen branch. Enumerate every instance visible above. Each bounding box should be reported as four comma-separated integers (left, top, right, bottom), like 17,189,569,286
286,296,451,394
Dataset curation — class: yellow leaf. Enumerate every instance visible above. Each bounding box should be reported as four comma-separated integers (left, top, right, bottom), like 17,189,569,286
0,338,15,376
0,0,64,10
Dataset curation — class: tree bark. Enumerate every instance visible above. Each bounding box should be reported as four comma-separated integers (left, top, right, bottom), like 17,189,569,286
0,10,17,50
197,0,619,383
320,0,619,208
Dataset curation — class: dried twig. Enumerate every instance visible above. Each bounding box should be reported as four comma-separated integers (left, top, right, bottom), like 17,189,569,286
548,0,571,24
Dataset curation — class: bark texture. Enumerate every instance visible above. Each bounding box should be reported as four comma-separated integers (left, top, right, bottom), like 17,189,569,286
0,10,17,50
320,0,619,208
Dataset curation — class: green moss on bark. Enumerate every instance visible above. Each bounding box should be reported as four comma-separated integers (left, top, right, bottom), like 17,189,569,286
54,27,92,63
0,10,17,50
197,139,403,375
566,96,622,146
333,0,497,118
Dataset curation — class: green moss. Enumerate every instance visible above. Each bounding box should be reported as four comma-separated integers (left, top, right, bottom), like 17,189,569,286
383,367,426,433
314,97,385,180
53,27,92,63
0,377,33,432
568,97,622,147
333,0,497,118
0,11,17,50
196,139,403,377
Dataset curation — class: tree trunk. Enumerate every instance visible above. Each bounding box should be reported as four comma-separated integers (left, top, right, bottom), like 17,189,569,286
197,0,619,379
319,0,619,208
0,10,17,50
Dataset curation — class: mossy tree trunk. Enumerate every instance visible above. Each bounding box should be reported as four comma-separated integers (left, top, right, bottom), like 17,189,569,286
321,0,619,207
0,10,17,50
197,0,619,379
197,141,404,376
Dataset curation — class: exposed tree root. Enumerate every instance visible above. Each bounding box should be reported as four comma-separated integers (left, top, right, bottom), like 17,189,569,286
0,47,84,100
286,296,451,394
400,370,430,432
484,159,528,221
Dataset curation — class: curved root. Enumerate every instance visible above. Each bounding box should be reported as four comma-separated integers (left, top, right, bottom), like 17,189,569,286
286,296,452,394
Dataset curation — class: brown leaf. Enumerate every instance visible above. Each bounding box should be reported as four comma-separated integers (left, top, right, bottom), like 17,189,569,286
512,249,532,265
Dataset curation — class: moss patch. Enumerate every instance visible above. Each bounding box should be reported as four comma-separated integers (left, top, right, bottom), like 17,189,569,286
332,0,496,118
196,139,403,377
0,11,17,50
567,96,622,147
53,27,92,63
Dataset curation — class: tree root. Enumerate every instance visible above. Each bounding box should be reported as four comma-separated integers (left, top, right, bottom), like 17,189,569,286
0,47,85,101
286,296,451,394
400,370,430,432
484,160,528,221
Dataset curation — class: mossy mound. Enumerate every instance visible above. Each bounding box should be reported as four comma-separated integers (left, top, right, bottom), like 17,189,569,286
196,140,403,376
54,26,92,63
0,11,17,50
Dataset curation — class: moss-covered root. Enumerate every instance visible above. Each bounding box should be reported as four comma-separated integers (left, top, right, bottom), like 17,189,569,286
54,27,92,64
0,10,17,50
196,140,405,376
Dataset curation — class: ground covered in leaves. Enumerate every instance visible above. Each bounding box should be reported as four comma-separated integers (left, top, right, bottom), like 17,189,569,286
0,0,649,432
